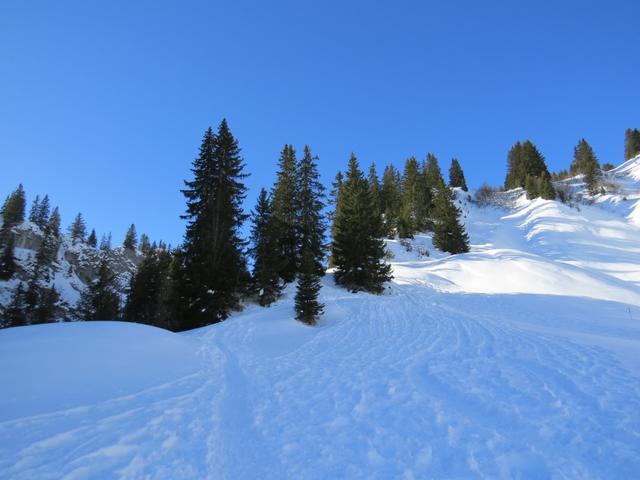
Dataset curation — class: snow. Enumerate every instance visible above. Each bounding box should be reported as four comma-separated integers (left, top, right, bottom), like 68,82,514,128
2,161,640,478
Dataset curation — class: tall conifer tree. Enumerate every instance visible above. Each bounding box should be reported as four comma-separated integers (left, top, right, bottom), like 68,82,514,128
173,120,249,329
249,189,282,306
271,144,299,282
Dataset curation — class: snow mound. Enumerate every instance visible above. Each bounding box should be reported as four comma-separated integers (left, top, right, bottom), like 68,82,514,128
0,322,200,421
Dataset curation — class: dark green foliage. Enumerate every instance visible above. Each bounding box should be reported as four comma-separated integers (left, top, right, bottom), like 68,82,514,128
332,154,392,293
624,128,640,160
249,189,282,306
3,283,27,327
539,174,556,200
432,186,470,254
271,144,299,283
87,229,97,248
449,158,468,191
296,146,327,277
68,213,87,243
31,285,62,325
124,246,173,329
602,162,615,172
424,153,446,191
28,194,50,229
139,233,151,254
294,249,323,325
173,120,249,329
570,139,600,175
380,165,402,237
76,258,121,320
368,163,382,227
584,163,601,196
525,175,539,199
123,224,137,250
400,157,420,235
525,174,556,200
1,184,26,227
48,207,61,237
505,140,550,190
0,233,17,280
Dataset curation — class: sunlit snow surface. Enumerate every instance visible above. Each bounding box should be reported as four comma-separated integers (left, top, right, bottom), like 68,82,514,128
2,156,640,479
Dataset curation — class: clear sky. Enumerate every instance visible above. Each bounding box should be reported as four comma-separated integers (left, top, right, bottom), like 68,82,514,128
1,1,639,246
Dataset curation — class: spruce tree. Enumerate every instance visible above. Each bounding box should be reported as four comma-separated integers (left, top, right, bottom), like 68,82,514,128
124,247,173,329
173,120,249,329
76,258,121,320
271,144,299,282
139,233,151,254
432,186,470,254
329,171,344,239
0,233,17,280
539,173,556,200
368,163,382,227
525,175,540,199
123,224,137,250
332,154,392,293
1,184,26,227
570,139,600,175
449,158,468,191
400,157,420,235
68,213,87,243
249,189,282,306
624,128,640,160
380,165,402,237
294,249,323,325
48,207,61,237
87,229,98,248
295,146,327,277
3,283,27,327
32,286,61,324
29,195,41,224
584,163,601,196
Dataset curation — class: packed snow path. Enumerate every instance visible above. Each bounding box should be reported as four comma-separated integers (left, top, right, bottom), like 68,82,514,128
1,285,639,479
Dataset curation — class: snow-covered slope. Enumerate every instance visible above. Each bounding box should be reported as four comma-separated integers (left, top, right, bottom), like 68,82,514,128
2,159,640,478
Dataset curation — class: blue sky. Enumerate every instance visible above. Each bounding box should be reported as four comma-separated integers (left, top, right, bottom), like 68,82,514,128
1,1,639,246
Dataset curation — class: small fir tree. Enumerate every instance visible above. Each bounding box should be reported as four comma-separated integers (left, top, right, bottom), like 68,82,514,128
1,184,26,227
3,283,27,327
432,186,470,254
294,249,323,325
68,213,87,243
87,229,98,248
249,189,283,306
123,224,137,250
0,233,17,280
449,158,468,191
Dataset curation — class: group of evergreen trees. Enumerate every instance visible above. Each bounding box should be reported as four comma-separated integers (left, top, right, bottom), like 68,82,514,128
248,144,328,324
338,155,470,255
504,140,556,200
625,128,640,161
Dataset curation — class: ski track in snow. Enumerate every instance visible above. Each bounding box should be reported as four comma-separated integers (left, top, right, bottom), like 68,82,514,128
2,157,640,478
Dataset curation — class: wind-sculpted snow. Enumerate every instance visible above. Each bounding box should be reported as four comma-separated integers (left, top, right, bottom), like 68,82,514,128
2,171,640,478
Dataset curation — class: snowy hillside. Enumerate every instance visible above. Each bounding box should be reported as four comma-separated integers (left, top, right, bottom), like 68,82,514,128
2,157,640,478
